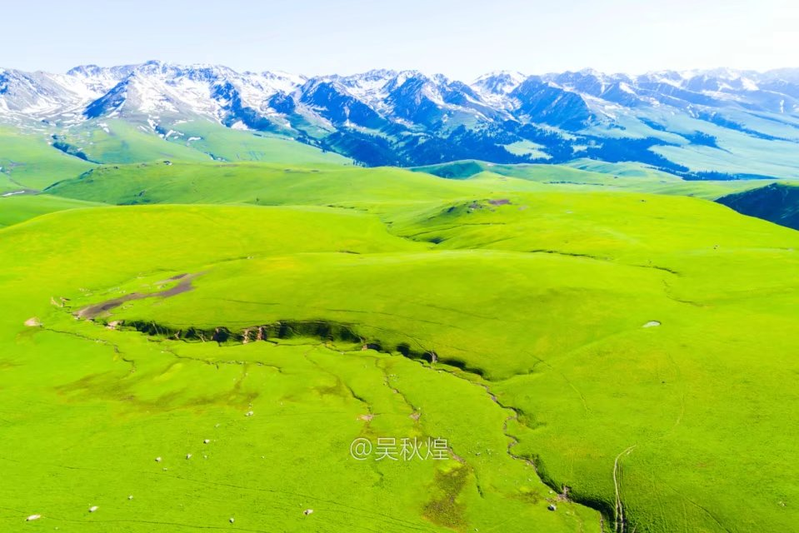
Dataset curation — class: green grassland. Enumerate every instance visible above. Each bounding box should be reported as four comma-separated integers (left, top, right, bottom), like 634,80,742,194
47,160,787,210
0,120,350,193
0,204,601,532
0,127,95,190
0,194,101,228
55,119,217,164
162,119,353,165
45,162,498,208
53,119,351,167
412,159,787,200
2,159,799,532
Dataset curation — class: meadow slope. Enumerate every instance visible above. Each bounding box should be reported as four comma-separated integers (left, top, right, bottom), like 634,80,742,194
1,164,798,532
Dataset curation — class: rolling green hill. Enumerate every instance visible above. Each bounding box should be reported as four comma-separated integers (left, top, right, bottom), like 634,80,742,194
45,161,495,208
47,160,786,212
0,194,102,228
718,182,799,230
413,159,784,200
53,119,214,164
2,164,799,532
0,120,351,193
0,127,95,190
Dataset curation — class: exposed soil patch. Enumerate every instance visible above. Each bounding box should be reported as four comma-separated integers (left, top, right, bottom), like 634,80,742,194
76,274,199,320
159,273,189,283
489,198,511,206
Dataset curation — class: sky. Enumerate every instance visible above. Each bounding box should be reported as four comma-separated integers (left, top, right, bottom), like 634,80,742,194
1,0,797,79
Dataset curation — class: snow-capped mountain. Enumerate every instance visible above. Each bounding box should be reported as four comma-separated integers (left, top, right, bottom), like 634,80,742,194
3,61,799,177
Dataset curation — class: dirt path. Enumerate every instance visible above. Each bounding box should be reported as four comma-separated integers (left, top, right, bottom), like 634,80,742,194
75,273,198,320
613,445,636,533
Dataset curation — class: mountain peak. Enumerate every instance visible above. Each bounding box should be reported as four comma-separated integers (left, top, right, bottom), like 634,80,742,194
2,62,799,175
473,71,527,96
66,64,104,77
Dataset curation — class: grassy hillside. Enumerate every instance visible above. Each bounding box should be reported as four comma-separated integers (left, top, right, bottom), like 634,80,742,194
163,119,353,165
48,160,787,209
718,182,799,230
55,119,216,164
0,194,102,228
0,127,95,190
0,120,351,193
413,159,783,200
49,119,353,167
0,205,601,533
3,163,799,532
45,162,534,209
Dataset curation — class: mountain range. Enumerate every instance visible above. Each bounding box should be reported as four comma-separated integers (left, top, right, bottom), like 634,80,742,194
3,61,799,178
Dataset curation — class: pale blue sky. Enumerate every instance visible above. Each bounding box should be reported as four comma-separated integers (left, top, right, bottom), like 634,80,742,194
2,0,797,78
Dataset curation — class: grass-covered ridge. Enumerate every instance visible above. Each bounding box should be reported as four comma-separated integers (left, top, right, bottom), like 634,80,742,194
413,158,791,199
2,161,798,532
0,194,102,228
718,182,799,230
46,159,793,212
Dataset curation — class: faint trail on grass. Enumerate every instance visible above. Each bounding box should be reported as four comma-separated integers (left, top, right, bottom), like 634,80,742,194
522,351,590,414
613,445,637,533
655,475,733,533
660,351,686,438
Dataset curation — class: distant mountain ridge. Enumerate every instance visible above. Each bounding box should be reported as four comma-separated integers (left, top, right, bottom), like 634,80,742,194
3,61,799,177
